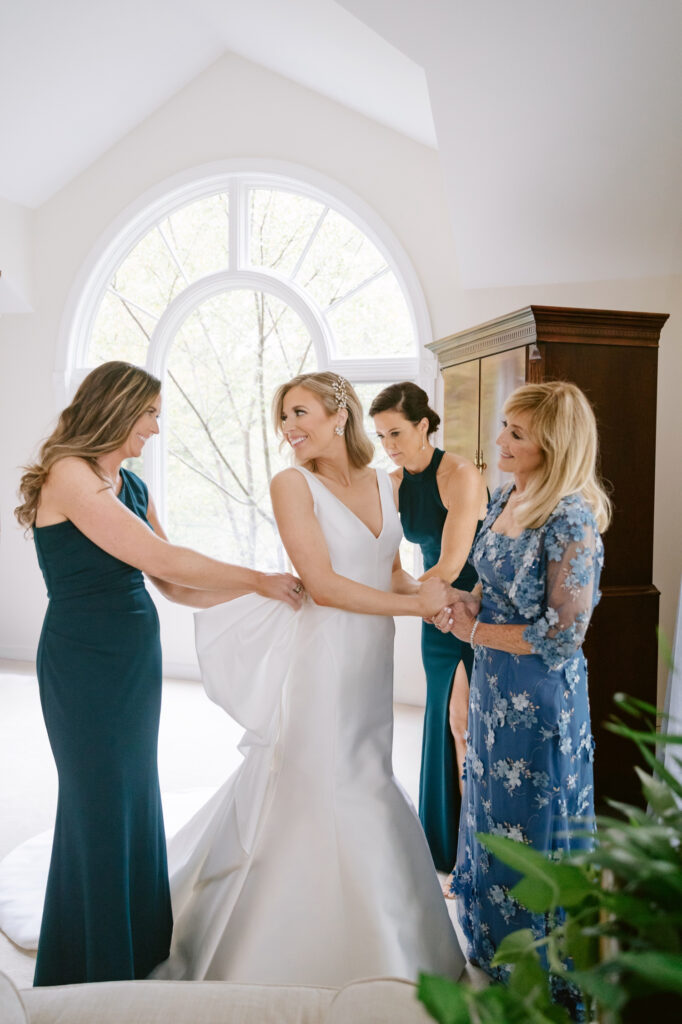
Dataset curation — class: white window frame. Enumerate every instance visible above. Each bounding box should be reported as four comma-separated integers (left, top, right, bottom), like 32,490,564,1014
56,159,438,518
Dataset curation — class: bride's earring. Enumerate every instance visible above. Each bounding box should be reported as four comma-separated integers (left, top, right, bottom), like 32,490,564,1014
335,425,345,437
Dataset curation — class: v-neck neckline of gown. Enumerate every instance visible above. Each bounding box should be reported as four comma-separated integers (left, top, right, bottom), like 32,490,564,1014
298,466,386,541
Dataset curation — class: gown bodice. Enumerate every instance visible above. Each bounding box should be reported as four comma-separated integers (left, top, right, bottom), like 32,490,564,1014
294,466,402,589
33,468,150,602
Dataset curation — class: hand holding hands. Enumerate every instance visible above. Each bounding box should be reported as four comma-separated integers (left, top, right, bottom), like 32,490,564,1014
417,577,454,619
430,588,479,643
451,588,481,618
438,600,476,641
259,572,305,610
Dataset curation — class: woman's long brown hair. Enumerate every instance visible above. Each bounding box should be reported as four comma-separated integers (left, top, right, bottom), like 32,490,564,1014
15,361,161,528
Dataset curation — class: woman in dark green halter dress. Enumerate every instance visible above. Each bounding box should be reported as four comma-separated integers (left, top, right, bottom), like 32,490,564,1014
371,383,487,872
15,362,304,986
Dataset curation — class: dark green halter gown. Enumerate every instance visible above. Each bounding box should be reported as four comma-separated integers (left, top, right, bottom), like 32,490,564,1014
32,467,172,985
399,449,483,872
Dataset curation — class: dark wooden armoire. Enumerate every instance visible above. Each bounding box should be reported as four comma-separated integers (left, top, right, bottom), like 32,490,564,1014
427,305,669,808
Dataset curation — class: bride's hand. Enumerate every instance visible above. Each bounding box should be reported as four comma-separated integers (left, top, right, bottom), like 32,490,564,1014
258,572,305,610
417,578,453,619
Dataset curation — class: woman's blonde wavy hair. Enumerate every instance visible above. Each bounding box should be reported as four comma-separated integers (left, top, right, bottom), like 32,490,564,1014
15,361,161,529
272,372,375,471
503,380,611,533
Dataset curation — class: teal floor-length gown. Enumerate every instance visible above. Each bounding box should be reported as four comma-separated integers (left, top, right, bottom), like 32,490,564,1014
399,449,483,872
32,467,172,985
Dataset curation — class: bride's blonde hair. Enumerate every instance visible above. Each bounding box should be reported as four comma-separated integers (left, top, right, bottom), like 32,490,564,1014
272,372,374,470
503,381,611,532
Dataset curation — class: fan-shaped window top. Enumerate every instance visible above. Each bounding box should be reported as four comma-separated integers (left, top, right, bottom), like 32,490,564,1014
80,173,423,568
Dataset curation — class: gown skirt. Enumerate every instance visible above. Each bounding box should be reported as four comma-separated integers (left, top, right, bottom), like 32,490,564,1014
399,448,482,871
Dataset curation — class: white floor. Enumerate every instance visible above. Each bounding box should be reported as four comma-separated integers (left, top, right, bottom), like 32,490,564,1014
0,661,429,989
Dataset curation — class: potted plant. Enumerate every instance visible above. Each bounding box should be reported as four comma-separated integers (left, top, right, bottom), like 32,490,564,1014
418,693,682,1023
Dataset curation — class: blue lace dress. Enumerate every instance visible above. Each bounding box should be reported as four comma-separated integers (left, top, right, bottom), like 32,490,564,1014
451,485,603,983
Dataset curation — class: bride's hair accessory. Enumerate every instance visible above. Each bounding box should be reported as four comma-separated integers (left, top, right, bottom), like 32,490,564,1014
332,376,348,410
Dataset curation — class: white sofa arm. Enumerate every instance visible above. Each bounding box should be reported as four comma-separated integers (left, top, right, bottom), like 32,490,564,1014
12,974,448,1023
327,978,432,1023
19,978,335,1023
0,971,29,1024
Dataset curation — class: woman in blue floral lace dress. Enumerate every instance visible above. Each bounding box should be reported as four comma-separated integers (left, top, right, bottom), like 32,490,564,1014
438,381,611,1003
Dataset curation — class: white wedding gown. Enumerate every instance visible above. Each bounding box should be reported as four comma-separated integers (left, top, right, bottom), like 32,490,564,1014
0,466,464,987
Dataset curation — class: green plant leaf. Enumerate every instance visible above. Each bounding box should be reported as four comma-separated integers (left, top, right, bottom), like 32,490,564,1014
417,973,472,1024
476,984,567,1024
613,692,664,718
563,913,599,970
491,928,538,965
637,742,682,800
511,866,595,913
605,720,682,746
508,953,547,994
508,876,555,913
571,967,628,1011
612,951,682,995
476,834,595,911
635,766,679,816
603,891,682,929
602,800,652,826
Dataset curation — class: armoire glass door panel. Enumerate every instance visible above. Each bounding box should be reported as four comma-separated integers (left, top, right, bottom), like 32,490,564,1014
442,360,479,464
479,347,526,494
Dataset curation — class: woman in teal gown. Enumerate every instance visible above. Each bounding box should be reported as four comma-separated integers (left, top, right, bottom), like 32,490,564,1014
371,383,488,871
15,361,303,986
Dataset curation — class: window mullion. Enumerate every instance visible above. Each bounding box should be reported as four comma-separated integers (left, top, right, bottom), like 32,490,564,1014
231,179,249,270
325,266,389,315
290,206,329,282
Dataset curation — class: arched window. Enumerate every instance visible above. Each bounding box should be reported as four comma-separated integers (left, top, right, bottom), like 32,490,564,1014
64,165,432,569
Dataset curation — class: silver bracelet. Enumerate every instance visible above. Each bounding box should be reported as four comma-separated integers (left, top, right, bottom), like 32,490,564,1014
469,620,480,649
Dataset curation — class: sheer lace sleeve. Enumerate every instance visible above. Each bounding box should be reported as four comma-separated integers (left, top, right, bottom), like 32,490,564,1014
523,499,603,670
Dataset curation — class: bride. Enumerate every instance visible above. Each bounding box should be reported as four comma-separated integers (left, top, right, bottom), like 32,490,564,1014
151,372,464,985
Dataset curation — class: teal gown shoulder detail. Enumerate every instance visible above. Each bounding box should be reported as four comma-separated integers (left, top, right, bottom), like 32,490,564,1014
399,449,483,871
32,467,172,985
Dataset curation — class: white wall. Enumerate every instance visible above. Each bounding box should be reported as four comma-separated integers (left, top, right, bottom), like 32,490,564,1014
0,198,34,312
1,53,679,708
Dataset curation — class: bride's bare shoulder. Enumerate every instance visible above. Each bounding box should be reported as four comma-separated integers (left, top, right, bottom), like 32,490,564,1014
270,466,311,497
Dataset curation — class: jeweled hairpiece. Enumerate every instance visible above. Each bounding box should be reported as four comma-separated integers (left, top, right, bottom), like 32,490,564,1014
332,375,348,410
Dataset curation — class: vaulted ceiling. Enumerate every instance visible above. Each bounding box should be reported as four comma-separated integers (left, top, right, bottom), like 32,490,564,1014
2,0,680,287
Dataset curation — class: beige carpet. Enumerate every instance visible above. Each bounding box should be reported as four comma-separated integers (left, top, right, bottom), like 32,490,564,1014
0,661,426,989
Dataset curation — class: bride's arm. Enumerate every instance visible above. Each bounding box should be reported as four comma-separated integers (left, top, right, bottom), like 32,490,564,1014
271,469,449,618
391,551,420,595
